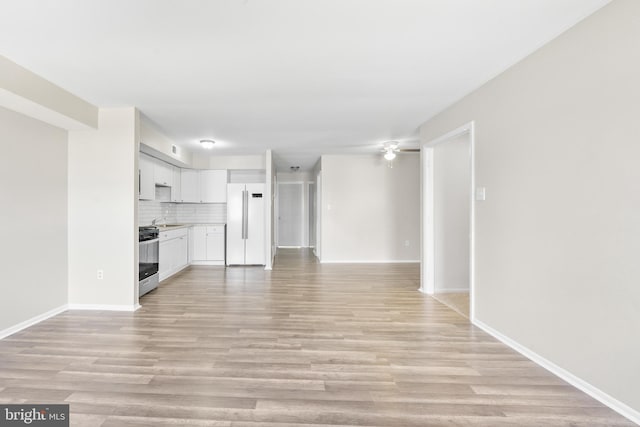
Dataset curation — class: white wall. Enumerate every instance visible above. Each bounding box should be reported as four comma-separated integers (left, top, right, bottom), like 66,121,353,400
68,108,139,308
265,150,274,269
140,117,192,167
313,159,322,260
0,107,68,332
321,154,420,262
192,154,266,170
420,0,640,417
434,134,470,292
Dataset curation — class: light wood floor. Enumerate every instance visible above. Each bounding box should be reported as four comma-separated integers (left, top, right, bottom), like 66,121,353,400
0,249,633,426
434,292,470,319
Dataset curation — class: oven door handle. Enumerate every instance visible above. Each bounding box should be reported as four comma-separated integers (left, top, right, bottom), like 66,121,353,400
139,238,159,244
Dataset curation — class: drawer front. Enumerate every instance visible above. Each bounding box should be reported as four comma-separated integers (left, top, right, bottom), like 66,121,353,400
160,228,188,241
206,225,225,234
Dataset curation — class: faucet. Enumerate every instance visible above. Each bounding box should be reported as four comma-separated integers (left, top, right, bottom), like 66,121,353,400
151,217,166,226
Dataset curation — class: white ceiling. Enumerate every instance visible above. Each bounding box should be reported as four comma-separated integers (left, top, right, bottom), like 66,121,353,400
0,0,609,170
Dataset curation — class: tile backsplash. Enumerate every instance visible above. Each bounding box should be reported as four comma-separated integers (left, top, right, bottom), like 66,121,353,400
139,201,226,225
177,203,226,224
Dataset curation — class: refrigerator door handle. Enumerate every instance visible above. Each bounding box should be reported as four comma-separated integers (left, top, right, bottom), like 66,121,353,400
241,190,246,239
243,190,249,239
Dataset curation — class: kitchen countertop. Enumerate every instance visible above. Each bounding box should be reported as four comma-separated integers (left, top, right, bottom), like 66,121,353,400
148,223,226,231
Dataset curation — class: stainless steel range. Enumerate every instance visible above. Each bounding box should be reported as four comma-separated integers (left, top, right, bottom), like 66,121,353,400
139,226,159,297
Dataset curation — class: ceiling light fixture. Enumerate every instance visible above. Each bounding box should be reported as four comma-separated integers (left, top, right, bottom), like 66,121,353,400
382,141,399,162
200,139,215,149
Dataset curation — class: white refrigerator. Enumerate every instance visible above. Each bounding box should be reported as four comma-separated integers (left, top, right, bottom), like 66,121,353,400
226,183,265,265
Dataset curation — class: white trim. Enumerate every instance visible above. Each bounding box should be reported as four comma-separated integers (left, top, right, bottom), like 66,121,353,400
321,259,420,264
0,304,68,340
189,260,225,266
421,121,476,322
473,319,640,425
420,147,434,294
435,288,470,294
277,245,304,249
68,304,141,312
307,182,316,249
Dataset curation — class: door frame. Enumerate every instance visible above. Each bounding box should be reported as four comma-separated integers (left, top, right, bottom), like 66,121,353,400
307,182,316,248
420,121,476,321
276,181,306,248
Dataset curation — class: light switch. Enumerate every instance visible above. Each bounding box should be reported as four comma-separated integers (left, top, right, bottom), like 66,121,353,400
475,187,486,201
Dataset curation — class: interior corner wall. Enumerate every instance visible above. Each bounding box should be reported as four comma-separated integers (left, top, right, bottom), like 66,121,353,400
321,154,420,262
420,0,640,414
68,107,139,308
0,107,68,332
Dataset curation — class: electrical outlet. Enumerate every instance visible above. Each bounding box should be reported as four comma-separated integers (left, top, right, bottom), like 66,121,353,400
405,240,410,247
97,270,104,280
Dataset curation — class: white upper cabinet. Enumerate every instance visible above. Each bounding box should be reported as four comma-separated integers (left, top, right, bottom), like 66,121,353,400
139,153,155,200
200,170,227,203
171,166,181,202
154,158,172,187
180,169,226,203
139,155,227,204
180,169,200,203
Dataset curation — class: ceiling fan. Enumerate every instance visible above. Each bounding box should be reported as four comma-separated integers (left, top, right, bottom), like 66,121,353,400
381,140,420,161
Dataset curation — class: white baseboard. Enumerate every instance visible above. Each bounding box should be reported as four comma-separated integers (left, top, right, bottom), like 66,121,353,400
189,260,225,266
0,304,68,340
320,259,420,264
473,319,640,425
436,288,470,293
67,304,140,312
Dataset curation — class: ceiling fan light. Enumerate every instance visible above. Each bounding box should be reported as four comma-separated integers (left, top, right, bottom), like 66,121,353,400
384,150,396,161
200,139,215,149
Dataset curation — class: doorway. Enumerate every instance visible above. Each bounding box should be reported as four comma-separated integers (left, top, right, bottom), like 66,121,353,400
421,122,475,320
277,182,304,247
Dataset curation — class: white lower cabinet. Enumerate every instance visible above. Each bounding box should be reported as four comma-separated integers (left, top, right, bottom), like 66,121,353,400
158,228,189,281
159,225,225,282
190,225,225,264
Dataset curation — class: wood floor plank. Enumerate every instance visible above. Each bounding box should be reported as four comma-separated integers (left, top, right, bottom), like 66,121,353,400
0,249,634,426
